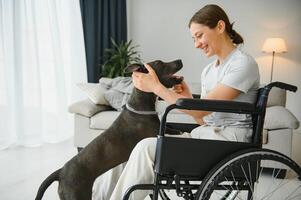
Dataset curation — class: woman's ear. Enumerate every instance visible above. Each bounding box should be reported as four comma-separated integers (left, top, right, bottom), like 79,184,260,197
217,20,226,33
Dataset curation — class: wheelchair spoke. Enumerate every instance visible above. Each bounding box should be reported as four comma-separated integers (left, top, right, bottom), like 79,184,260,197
248,162,253,190
197,149,301,200
287,194,301,200
240,164,254,195
159,189,170,200
250,160,261,200
260,175,293,200
265,177,300,200
224,177,235,192
258,166,264,182
212,190,244,200
255,160,260,182
285,185,301,200
272,168,281,180
230,170,239,192
213,190,227,199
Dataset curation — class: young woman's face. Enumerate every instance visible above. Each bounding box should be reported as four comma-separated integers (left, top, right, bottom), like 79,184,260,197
189,22,221,57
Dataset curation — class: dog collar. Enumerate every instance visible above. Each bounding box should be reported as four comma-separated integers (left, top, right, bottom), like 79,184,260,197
125,103,157,115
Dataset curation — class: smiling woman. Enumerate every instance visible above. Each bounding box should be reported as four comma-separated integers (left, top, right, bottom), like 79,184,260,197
89,4,261,200
0,0,87,149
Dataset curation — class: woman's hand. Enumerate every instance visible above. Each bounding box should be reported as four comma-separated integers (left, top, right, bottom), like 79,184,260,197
172,80,193,98
132,63,162,93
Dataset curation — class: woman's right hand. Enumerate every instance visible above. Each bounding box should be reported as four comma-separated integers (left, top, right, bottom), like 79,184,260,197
132,63,162,93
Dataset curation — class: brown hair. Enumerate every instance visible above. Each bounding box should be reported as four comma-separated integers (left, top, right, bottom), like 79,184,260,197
189,4,243,45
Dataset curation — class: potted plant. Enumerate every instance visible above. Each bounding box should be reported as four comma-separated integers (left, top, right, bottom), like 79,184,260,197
101,38,142,78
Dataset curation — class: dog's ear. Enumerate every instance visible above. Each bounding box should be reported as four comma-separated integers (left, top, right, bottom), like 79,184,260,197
124,63,148,74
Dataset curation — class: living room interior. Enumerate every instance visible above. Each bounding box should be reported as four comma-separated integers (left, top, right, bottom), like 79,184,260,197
0,0,301,200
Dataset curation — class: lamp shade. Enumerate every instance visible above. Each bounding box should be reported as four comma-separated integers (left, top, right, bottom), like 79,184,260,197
262,38,287,53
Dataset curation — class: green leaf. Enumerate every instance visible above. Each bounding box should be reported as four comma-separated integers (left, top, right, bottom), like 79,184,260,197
100,38,142,78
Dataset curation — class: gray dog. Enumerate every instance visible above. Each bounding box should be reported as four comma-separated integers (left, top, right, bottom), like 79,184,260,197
35,59,184,200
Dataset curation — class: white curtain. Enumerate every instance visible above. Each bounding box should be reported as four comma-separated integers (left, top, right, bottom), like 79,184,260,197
0,0,87,149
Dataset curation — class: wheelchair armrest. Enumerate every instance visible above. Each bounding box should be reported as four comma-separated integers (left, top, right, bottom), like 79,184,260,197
175,98,257,114
159,99,257,137
158,93,200,100
266,82,297,92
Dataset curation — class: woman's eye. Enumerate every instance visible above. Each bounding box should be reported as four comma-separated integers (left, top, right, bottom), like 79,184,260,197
193,35,201,43
196,34,202,39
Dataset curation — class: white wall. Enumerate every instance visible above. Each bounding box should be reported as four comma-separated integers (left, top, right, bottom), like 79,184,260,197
127,0,301,161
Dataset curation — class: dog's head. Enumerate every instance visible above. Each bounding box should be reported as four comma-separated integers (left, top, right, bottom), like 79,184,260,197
125,59,183,88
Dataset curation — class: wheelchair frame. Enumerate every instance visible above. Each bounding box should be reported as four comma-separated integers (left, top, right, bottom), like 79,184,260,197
123,82,299,200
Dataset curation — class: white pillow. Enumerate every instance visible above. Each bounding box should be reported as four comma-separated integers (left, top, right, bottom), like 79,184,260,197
68,98,111,117
264,106,299,130
76,83,109,105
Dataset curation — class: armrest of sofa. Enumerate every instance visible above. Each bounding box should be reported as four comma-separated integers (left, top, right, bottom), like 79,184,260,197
68,98,113,117
267,87,286,107
264,106,300,130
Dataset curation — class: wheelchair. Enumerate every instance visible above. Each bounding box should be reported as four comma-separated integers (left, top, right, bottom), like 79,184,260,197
123,82,301,200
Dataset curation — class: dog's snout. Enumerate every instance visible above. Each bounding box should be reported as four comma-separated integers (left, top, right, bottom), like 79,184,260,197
175,59,183,67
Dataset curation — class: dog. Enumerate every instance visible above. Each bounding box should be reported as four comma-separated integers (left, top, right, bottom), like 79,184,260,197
35,59,184,200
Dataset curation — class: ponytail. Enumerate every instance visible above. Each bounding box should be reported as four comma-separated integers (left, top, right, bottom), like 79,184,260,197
229,29,244,45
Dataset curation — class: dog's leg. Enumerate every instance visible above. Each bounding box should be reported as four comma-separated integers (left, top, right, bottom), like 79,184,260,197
57,125,136,200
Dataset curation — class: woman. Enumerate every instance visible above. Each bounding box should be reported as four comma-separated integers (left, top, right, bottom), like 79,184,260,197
96,4,260,200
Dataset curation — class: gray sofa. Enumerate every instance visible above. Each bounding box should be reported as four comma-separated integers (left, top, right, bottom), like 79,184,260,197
69,82,299,168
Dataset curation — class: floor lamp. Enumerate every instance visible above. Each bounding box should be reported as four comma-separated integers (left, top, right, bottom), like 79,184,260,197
262,38,287,82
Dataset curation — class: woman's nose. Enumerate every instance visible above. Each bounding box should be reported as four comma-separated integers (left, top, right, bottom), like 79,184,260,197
194,40,202,48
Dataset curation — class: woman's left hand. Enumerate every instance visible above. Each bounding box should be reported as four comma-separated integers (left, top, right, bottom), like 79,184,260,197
132,63,162,93
172,80,193,98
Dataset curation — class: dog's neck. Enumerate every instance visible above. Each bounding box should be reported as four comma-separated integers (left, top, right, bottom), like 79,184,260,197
127,88,157,111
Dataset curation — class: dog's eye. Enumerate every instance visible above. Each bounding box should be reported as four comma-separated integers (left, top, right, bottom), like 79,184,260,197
154,60,162,66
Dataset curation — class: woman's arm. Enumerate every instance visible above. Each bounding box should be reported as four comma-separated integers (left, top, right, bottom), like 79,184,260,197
132,64,241,125
189,84,241,124
154,82,241,124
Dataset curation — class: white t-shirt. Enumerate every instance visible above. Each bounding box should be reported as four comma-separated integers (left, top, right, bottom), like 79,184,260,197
201,48,260,128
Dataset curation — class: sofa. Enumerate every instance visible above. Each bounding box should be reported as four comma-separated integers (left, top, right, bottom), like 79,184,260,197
69,80,299,169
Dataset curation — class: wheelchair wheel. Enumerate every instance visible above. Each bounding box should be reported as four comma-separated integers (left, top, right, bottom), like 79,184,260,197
196,148,301,200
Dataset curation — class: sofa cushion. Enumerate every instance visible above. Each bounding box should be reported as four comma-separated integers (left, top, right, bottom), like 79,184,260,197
90,111,121,130
76,83,110,105
264,106,299,130
68,99,112,117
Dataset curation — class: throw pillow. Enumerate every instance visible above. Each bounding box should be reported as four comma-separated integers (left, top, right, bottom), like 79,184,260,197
104,90,131,111
76,83,109,105
68,99,112,117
